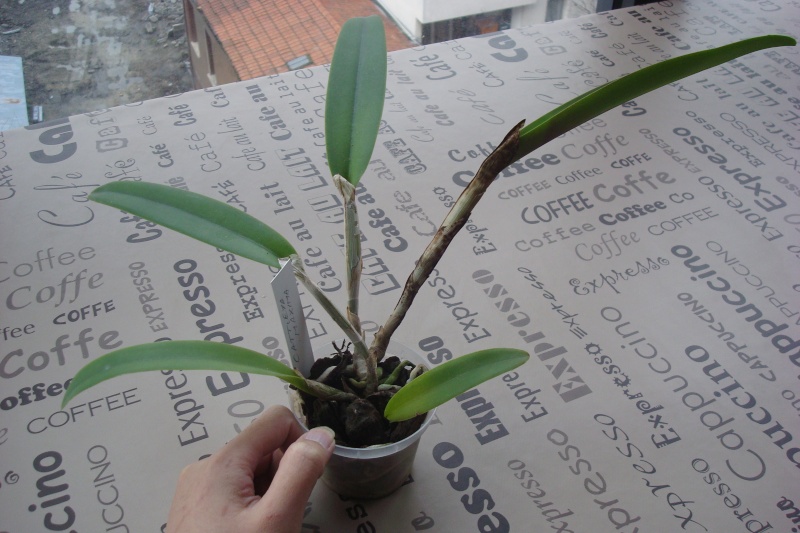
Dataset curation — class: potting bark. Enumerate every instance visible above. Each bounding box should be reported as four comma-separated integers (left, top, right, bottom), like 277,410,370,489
298,344,426,447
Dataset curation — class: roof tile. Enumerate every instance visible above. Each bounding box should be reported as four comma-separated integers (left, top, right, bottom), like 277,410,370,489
194,0,414,78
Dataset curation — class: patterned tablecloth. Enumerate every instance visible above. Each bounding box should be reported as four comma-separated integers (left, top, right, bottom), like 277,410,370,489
1,1,799,531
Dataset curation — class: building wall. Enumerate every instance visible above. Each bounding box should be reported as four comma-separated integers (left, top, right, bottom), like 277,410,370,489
423,0,535,22
183,0,239,88
374,0,422,40
376,0,547,42
511,2,549,27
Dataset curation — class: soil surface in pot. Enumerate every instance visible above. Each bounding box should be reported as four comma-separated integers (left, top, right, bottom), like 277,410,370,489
296,343,426,448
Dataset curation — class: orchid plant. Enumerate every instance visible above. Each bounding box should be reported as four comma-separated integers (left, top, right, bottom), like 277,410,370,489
62,17,794,432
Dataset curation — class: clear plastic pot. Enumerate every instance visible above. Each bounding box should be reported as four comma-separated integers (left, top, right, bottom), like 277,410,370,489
289,341,434,499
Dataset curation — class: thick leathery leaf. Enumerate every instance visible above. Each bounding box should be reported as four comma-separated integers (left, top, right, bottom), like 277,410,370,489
90,181,295,267
515,35,796,160
384,349,529,421
325,16,387,184
63,341,309,406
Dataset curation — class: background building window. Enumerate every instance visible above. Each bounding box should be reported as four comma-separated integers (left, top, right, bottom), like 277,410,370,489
421,9,512,45
205,31,216,83
184,0,197,44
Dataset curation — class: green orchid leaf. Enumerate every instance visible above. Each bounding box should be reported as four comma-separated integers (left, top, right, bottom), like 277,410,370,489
384,348,529,422
515,34,796,161
62,340,309,407
89,181,296,267
325,15,387,185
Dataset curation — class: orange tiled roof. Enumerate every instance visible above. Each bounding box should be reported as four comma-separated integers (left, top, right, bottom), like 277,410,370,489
195,0,414,80
316,0,414,52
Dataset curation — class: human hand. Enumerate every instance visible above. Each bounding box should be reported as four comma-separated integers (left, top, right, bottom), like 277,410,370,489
166,405,335,533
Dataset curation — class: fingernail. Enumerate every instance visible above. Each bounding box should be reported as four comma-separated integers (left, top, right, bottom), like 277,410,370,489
303,426,336,450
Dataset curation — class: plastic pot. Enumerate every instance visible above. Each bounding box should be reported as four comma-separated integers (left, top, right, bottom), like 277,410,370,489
288,341,434,499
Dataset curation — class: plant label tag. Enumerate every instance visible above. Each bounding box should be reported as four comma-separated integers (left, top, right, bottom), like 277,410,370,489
271,260,314,376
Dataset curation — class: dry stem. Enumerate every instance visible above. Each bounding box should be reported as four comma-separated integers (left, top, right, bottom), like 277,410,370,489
369,120,525,363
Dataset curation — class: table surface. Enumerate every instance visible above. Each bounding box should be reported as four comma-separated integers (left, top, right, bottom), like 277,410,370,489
2,1,800,531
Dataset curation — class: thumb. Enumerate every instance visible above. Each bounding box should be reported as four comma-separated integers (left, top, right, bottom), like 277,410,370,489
257,427,335,527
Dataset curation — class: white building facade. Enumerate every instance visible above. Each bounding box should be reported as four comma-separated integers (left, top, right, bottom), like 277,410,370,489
374,0,554,44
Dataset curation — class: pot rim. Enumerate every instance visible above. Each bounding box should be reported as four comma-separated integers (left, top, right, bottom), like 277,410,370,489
289,339,435,460
292,401,436,459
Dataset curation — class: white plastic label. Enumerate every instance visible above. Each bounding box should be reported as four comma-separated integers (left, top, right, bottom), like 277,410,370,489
270,260,314,376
